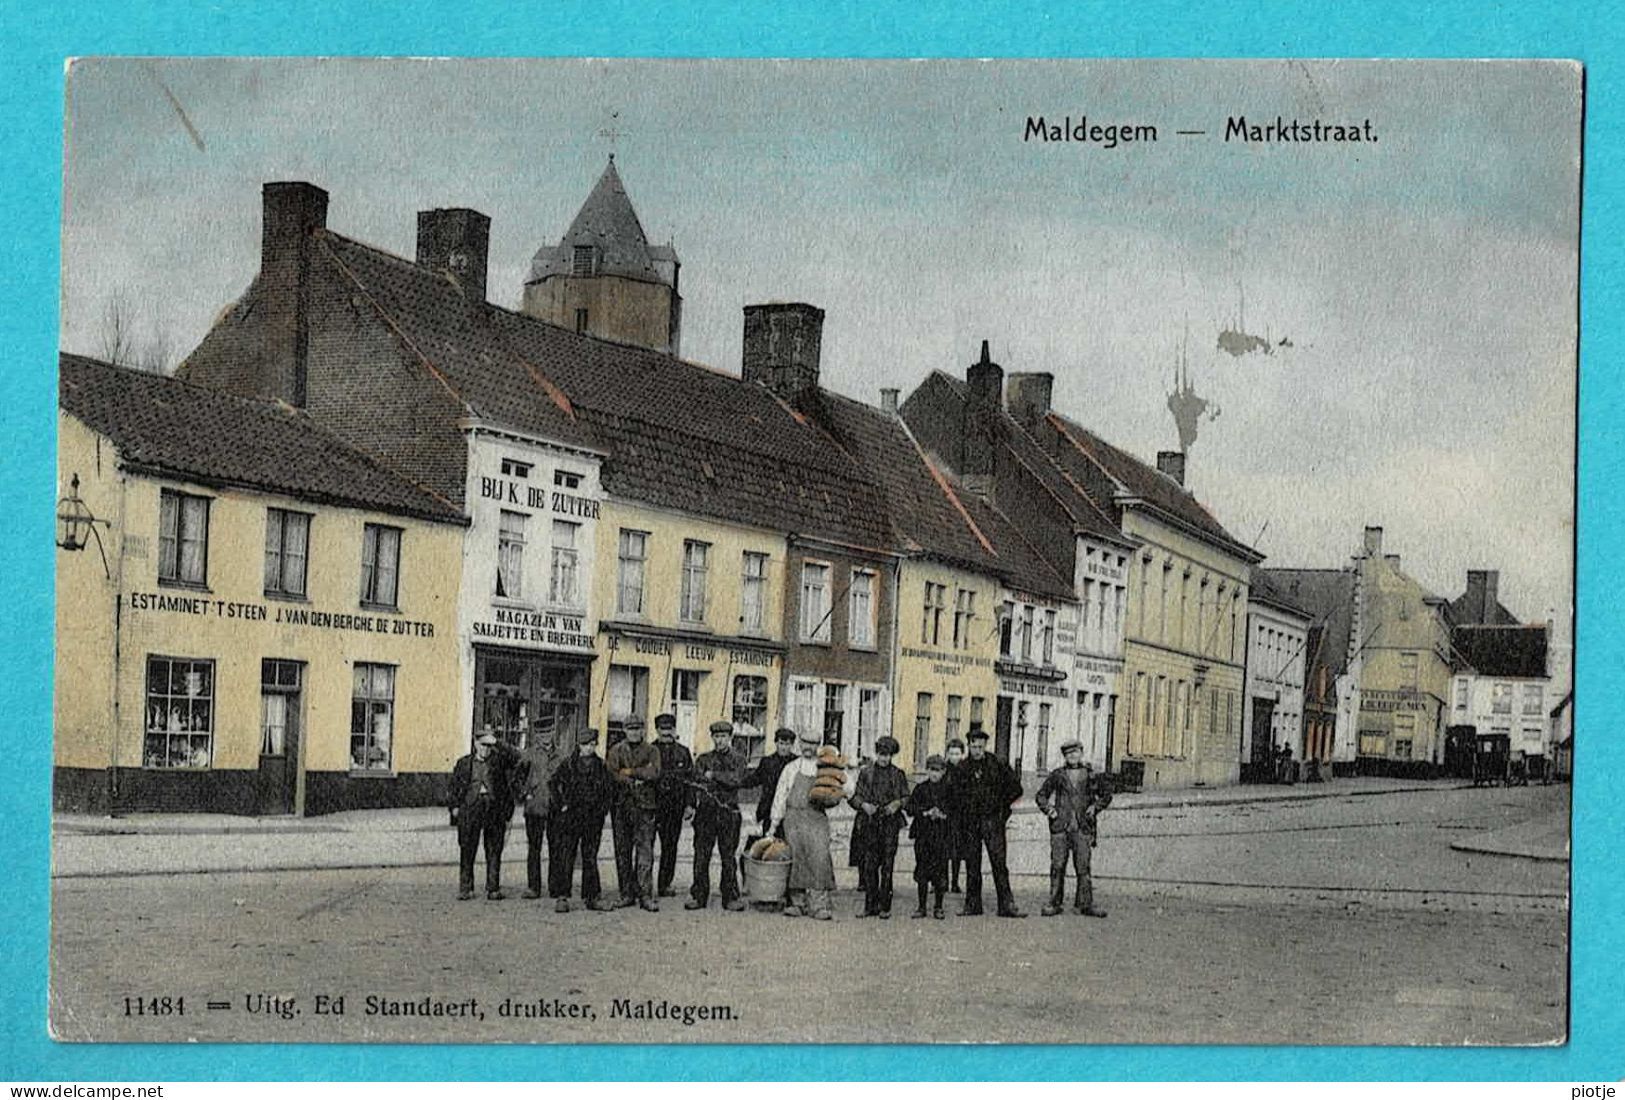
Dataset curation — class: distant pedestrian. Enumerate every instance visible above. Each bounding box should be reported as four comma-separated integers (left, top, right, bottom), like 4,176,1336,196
651,713,694,898
514,729,566,900
606,717,662,911
905,753,954,919
767,729,856,920
687,720,749,912
944,737,967,893
1035,740,1112,917
549,728,616,912
447,728,519,901
945,726,1025,918
849,735,910,918
744,728,799,836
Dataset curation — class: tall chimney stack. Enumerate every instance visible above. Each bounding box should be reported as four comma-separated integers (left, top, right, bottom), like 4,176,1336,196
1464,569,1501,623
1362,525,1384,558
879,388,899,415
1156,450,1187,486
962,341,1004,496
742,303,825,399
1005,371,1054,428
416,207,490,302
261,181,328,407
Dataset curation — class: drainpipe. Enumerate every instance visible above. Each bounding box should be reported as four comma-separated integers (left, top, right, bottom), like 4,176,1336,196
107,466,129,816
887,555,904,753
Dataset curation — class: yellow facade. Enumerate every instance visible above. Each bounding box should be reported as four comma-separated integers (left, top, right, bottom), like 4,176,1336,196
522,275,678,355
1118,510,1251,788
55,412,466,815
891,558,1001,772
589,500,786,757
1354,555,1453,768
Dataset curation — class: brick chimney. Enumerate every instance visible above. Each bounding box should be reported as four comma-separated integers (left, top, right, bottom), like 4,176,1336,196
1362,525,1383,557
1005,371,1054,429
742,303,824,399
261,181,328,407
1464,569,1500,623
879,387,899,415
1156,450,1186,486
963,341,1003,496
416,207,490,302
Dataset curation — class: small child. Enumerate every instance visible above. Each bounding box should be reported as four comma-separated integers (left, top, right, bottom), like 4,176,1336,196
905,754,954,919
943,738,967,892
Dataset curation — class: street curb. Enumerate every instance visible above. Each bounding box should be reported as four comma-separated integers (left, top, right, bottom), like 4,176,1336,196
1109,783,1465,814
1447,839,1569,863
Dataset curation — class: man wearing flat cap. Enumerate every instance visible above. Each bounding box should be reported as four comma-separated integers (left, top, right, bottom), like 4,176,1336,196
744,727,799,836
849,735,911,918
548,728,617,912
1035,740,1112,917
687,720,749,911
447,727,520,900
651,713,694,898
605,717,662,910
944,724,1026,917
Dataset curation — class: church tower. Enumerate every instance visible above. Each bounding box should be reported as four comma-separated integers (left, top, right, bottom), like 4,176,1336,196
522,157,682,354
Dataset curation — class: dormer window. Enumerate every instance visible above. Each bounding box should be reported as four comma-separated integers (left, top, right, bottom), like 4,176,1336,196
501,458,532,478
572,245,596,276
554,469,583,490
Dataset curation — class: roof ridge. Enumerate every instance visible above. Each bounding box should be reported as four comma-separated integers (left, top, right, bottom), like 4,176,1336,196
895,415,995,557
61,350,308,416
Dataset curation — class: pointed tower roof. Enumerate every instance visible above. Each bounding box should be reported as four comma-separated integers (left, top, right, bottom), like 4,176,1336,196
527,158,676,286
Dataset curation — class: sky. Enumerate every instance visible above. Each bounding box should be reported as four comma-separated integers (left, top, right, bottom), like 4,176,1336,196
58,58,1580,653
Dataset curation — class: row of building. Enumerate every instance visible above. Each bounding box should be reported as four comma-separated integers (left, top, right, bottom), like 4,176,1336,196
53,161,1569,814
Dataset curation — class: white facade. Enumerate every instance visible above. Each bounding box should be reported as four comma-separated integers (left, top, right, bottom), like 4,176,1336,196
456,424,606,750
995,586,1080,775
1242,597,1311,769
1068,538,1131,770
1449,671,1552,758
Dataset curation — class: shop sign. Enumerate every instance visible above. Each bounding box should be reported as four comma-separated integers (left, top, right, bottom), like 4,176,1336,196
127,591,437,637
998,678,1069,699
472,607,593,650
901,645,993,679
479,476,600,520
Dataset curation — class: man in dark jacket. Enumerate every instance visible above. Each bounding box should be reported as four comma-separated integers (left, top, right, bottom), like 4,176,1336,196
849,735,911,918
548,728,616,912
686,720,749,911
744,727,798,835
447,728,520,900
605,717,662,910
945,726,1025,917
650,713,694,898
1034,740,1113,917
514,729,568,900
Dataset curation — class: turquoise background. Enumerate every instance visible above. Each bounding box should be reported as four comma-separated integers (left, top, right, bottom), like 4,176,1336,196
2,0,1616,1081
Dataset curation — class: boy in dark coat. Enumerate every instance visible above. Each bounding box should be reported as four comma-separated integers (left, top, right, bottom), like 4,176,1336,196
548,728,617,912
1034,740,1113,917
943,737,967,892
905,753,954,919
447,729,519,900
849,735,910,918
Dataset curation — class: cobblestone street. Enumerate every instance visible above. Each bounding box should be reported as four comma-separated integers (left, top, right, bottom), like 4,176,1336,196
49,781,1568,1045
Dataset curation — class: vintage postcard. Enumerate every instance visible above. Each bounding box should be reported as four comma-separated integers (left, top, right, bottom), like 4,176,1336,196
49,58,1577,1045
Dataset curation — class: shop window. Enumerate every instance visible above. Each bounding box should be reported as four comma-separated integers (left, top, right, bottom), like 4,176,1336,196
731,675,769,758
680,540,710,623
550,520,580,606
850,569,876,649
607,665,649,744
791,680,820,739
350,663,395,772
496,510,526,599
617,529,647,616
1358,731,1386,756
144,656,213,769
741,552,769,632
263,508,311,598
158,489,210,587
360,524,401,608
800,562,832,643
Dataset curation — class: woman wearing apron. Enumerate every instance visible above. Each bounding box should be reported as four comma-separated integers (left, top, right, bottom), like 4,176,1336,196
768,729,856,920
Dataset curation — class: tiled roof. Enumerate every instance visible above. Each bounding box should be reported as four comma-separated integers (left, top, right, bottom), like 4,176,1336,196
801,388,1073,601
1249,568,1313,620
1453,624,1549,679
1045,411,1259,560
1445,591,1522,626
527,159,673,286
59,353,464,524
1258,568,1356,676
316,233,893,550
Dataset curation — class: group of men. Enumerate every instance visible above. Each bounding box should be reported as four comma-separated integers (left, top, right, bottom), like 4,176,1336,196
447,716,1113,921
